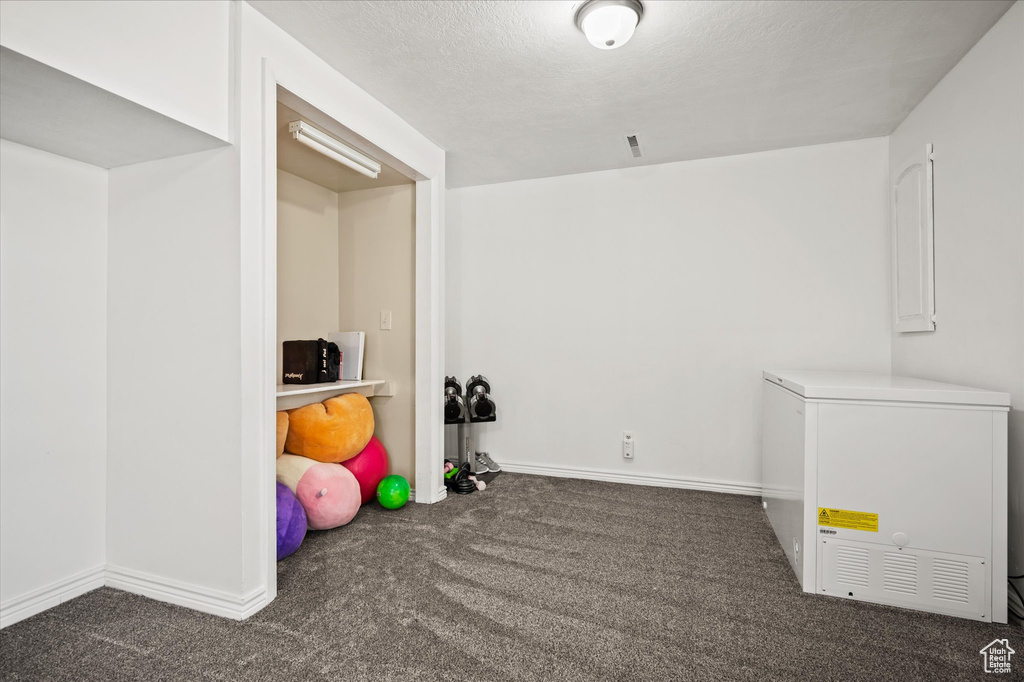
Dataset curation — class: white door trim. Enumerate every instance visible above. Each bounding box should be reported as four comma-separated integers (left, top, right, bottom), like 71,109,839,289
251,56,445,609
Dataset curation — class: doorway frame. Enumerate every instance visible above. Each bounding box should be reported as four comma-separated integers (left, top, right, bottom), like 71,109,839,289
254,57,446,605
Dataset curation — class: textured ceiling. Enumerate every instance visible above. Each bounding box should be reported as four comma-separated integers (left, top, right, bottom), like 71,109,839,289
250,0,1014,188
277,101,412,193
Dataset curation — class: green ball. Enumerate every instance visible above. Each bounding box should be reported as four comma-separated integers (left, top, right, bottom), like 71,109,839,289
376,475,410,510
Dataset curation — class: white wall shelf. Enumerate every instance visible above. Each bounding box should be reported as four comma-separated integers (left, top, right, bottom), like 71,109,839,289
275,379,385,410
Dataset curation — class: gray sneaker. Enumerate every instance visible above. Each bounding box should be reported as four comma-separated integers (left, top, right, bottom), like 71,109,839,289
473,453,490,473
476,452,501,472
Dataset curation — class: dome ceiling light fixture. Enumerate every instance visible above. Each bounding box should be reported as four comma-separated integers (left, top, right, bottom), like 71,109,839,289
574,0,645,50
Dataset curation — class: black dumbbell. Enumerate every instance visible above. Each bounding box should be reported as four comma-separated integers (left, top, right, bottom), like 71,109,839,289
443,376,467,424
466,375,496,421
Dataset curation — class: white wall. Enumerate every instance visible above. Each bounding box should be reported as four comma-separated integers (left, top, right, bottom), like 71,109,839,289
277,170,339,380
447,138,891,489
106,146,243,597
888,2,1024,575
0,0,231,142
338,184,417,483
0,141,107,616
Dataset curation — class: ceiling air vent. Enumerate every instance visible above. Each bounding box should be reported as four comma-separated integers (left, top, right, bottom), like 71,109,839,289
625,134,643,159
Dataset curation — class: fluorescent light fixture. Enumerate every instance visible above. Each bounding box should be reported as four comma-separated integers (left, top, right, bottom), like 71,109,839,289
288,120,381,179
574,0,644,50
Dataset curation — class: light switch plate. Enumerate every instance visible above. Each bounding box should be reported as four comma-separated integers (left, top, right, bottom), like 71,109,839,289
380,309,392,331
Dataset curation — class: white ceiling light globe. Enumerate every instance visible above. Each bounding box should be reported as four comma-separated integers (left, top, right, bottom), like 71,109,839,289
581,5,638,49
575,0,644,50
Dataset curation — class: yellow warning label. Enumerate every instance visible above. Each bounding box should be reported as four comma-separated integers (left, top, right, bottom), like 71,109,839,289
817,507,878,532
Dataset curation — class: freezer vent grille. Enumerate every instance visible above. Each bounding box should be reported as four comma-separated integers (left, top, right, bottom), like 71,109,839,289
821,539,985,619
883,552,918,595
836,546,870,587
933,558,970,604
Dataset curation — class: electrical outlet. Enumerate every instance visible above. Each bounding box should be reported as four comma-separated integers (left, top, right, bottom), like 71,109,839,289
622,431,634,459
380,309,392,331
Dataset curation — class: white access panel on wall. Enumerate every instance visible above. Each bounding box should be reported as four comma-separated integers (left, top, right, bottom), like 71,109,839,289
761,371,1010,622
892,143,935,333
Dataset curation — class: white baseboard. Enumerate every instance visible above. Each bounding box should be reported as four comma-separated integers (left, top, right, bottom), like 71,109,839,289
105,566,267,621
0,565,105,629
2,565,268,629
498,461,762,496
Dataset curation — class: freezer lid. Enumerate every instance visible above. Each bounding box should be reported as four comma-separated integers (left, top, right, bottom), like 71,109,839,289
763,370,1011,407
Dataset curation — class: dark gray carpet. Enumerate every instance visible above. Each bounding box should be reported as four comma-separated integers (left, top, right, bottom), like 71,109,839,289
1,473,1019,681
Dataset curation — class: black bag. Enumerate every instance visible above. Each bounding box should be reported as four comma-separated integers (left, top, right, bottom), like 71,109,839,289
283,339,340,384
319,338,341,382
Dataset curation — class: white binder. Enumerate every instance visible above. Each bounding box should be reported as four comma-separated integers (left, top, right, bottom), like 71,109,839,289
327,332,365,381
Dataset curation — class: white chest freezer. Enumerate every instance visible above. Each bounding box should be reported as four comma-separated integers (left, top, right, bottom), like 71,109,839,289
761,370,1010,622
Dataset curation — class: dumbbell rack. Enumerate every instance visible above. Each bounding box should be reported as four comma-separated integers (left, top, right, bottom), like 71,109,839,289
453,423,502,479
444,375,499,481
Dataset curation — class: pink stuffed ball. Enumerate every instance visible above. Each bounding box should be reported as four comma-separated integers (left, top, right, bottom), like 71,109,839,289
342,435,390,505
277,454,361,530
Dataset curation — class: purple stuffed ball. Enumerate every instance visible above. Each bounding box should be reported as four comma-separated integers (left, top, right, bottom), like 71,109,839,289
277,481,307,560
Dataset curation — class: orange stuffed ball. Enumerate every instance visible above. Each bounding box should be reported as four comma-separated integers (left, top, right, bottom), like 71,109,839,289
285,393,374,463
276,411,289,457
